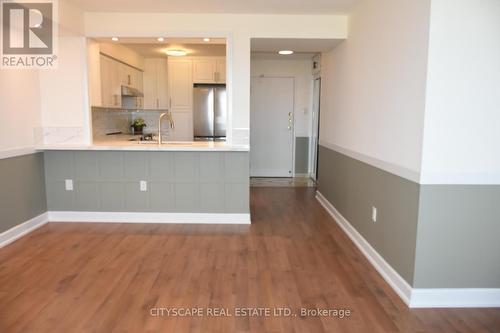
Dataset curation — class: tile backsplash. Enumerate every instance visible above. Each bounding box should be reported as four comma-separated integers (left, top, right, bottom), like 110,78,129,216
92,107,172,140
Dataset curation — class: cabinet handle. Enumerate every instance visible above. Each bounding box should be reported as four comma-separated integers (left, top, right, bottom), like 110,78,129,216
128,75,131,85
169,98,172,109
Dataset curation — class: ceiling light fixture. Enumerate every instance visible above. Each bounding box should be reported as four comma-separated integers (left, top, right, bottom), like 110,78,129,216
111,37,119,42
157,37,165,42
278,50,294,55
203,38,211,42
165,50,187,57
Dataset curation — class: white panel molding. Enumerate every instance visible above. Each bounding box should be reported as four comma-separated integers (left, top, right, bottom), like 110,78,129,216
319,141,421,183
0,146,36,160
316,191,413,305
0,213,49,248
410,289,500,308
48,211,251,224
419,172,500,185
317,191,500,308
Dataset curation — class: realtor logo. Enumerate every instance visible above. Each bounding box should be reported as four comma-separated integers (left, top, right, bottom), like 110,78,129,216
1,0,58,68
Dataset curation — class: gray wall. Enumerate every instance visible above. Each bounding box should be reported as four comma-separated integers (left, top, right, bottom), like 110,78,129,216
414,185,500,288
317,145,420,285
295,136,309,175
318,145,500,289
44,150,249,214
0,153,47,233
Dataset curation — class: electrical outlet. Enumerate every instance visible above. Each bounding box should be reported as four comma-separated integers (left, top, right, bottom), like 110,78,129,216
65,179,73,191
372,206,377,223
140,180,147,192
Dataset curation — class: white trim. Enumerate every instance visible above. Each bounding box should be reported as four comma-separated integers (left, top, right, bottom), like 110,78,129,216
0,212,49,248
293,173,310,178
0,146,36,160
319,141,420,183
420,172,500,185
48,211,251,224
316,191,413,305
410,289,500,308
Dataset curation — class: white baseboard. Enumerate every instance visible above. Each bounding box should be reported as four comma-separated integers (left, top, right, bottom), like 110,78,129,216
316,191,412,305
411,289,500,308
0,212,49,248
293,173,310,178
48,211,251,224
316,191,500,308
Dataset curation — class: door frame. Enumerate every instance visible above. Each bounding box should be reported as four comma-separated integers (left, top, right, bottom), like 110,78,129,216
310,76,321,181
250,75,296,177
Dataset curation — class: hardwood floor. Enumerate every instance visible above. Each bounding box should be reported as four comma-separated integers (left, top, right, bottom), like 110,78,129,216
0,187,499,333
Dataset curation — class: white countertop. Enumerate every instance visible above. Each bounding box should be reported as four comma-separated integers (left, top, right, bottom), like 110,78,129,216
36,135,249,152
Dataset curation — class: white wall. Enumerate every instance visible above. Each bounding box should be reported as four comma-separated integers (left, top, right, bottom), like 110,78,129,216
38,0,90,144
80,13,347,145
319,0,431,181
0,71,41,155
420,0,500,184
250,57,313,138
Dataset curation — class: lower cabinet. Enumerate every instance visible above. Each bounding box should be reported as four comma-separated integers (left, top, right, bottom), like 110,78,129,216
170,111,193,141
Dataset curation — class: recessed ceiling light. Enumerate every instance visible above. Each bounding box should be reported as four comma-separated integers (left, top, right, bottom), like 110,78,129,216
203,38,211,42
111,37,119,42
157,37,165,42
165,50,187,57
278,50,294,55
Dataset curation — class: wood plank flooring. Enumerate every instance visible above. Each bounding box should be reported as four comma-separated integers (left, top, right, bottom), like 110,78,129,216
0,187,499,333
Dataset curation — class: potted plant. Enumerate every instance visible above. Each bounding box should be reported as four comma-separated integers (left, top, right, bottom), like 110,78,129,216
131,118,147,135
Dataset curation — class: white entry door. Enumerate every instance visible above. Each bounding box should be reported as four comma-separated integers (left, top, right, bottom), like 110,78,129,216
250,76,294,177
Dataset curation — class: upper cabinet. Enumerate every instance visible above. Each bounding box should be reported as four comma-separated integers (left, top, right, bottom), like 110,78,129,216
143,58,168,110
100,55,122,108
192,57,226,84
97,54,144,108
120,64,143,91
216,58,226,83
168,58,193,110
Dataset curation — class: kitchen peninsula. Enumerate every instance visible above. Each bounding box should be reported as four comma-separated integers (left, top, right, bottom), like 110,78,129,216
37,141,250,223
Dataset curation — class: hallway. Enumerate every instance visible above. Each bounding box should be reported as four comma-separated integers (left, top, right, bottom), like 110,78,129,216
0,188,499,332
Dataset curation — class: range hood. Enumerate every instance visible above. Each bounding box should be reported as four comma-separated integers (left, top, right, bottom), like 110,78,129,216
121,86,143,97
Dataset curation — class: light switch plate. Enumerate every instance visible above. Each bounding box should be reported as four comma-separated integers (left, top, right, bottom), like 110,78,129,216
140,180,147,192
65,179,73,191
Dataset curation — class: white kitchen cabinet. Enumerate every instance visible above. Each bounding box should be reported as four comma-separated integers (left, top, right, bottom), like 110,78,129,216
215,58,226,83
143,58,168,110
193,59,216,83
169,112,193,141
168,59,194,140
192,57,226,84
100,55,122,108
120,64,143,91
168,59,193,110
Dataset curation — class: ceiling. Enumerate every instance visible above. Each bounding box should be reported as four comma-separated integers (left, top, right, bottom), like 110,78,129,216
125,43,226,57
96,37,226,57
67,0,360,14
251,38,343,53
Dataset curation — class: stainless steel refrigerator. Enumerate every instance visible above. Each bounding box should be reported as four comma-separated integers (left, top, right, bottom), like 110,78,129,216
193,84,226,141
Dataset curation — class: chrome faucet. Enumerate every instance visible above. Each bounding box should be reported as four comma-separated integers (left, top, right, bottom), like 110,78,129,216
158,112,175,145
